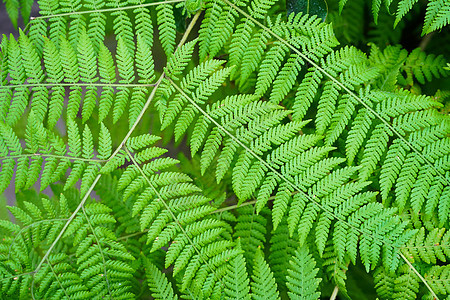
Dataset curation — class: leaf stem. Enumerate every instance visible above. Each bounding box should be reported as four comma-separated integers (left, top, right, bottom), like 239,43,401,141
399,252,439,300
124,146,219,280
167,78,374,240
7,219,68,260
1,153,107,163
31,0,184,20
32,174,102,273
80,204,112,297
0,83,157,89
330,286,339,300
47,258,71,299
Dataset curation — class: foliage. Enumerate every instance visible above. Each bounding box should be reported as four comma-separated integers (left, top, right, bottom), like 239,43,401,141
339,0,450,35
0,0,449,299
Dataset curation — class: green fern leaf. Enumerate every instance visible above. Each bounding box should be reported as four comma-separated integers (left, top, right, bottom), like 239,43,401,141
146,262,178,300
157,4,177,57
395,0,420,26
4,0,19,29
165,38,198,79
85,3,106,50
59,37,82,120
98,44,116,122
401,227,450,264
422,0,450,35
98,123,112,160
286,245,321,299
110,7,134,53
114,37,135,124
251,247,280,300
133,6,153,48
43,38,64,129
234,206,268,267
77,31,98,123
19,30,47,123
224,252,251,300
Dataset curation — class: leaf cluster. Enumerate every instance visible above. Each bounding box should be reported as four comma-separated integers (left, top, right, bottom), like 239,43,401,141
0,0,449,299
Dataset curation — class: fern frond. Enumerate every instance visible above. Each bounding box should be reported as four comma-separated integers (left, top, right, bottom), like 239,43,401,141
400,48,449,85
1,1,448,299
109,1,134,53
393,264,420,299
85,0,106,49
395,0,420,26
422,0,450,35
3,0,19,28
132,4,153,48
117,134,239,292
251,248,279,300
268,215,299,292
43,38,64,129
157,4,177,57
146,262,178,300
199,1,237,61
286,245,321,299
401,227,450,264
114,37,134,124
425,265,450,297
98,44,116,122
77,30,98,123
165,38,198,79
64,201,135,298
19,30,47,123
223,252,251,300
374,266,396,298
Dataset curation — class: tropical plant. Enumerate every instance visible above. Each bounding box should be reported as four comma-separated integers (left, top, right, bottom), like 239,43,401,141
0,0,449,299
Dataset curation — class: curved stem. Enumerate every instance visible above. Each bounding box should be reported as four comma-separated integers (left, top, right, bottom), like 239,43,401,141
400,252,439,300
1,153,107,163
330,286,339,300
0,82,157,89
7,219,68,260
33,174,101,273
31,0,184,20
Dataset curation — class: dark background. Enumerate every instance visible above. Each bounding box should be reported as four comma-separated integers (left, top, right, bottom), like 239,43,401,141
0,1,39,37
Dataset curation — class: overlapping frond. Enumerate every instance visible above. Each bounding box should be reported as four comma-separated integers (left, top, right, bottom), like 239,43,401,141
234,206,269,268
223,252,251,300
118,133,239,296
0,6,156,131
0,0,448,299
286,245,321,299
250,248,279,300
0,194,93,298
268,216,299,292
402,227,450,264
146,262,178,300
156,34,417,275
0,113,113,195
63,202,136,299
